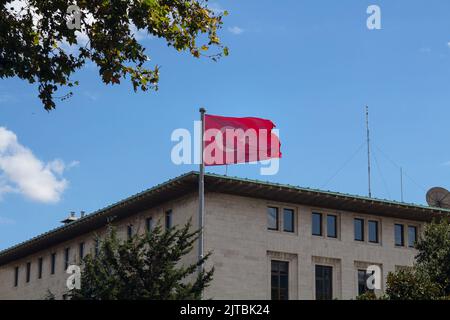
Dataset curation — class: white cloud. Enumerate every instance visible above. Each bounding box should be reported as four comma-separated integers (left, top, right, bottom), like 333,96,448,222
5,0,27,15
447,42,450,48
0,127,77,203
0,216,15,225
228,26,244,35
5,0,42,28
208,2,225,14
46,159,66,176
6,1,152,54
67,160,80,169
130,23,150,41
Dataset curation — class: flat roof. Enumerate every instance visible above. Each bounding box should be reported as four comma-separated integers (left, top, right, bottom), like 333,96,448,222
0,171,449,266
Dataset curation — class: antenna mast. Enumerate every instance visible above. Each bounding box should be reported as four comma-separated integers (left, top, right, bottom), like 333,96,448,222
366,106,372,198
400,167,404,202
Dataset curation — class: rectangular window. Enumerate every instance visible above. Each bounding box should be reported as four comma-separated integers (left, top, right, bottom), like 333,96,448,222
146,217,153,233
165,210,173,230
79,242,85,260
283,209,295,233
395,224,404,246
368,220,379,243
267,207,279,231
38,257,43,279
312,213,322,236
64,248,70,270
408,226,417,248
26,262,31,283
315,265,333,300
14,266,19,287
271,260,289,300
50,253,56,274
358,269,375,296
95,238,100,257
127,225,133,240
354,218,364,241
327,215,337,238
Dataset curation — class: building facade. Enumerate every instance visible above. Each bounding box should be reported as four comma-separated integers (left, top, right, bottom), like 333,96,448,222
0,172,448,300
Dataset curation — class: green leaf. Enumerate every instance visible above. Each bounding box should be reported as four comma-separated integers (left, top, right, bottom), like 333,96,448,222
0,0,228,110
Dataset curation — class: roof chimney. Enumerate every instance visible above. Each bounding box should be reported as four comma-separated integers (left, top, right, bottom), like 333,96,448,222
80,211,85,218
61,211,78,225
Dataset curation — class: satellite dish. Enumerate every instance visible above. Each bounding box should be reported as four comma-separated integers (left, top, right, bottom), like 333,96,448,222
426,187,450,208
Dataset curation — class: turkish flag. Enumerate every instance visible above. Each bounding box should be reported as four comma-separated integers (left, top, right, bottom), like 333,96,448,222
203,114,282,166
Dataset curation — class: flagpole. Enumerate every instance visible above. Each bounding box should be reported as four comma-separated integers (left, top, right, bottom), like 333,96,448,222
198,107,206,278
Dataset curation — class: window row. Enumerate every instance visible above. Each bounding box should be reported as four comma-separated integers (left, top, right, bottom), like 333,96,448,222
271,260,376,300
13,242,85,287
266,208,419,248
126,210,172,239
12,211,172,288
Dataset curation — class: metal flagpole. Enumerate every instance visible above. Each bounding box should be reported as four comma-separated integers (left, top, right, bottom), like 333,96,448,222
198,107,206,277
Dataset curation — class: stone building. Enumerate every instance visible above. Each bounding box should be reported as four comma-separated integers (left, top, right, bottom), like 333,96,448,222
0,172,448,300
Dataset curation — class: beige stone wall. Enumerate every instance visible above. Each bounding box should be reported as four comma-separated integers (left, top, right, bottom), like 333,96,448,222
202,193,423,300
0,191,425,300
0,194,198,300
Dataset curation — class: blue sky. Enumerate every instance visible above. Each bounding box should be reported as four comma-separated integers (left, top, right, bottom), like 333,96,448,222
2,0,450,250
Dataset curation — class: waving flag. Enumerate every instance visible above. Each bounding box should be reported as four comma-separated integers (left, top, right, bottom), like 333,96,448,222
203,114,281,166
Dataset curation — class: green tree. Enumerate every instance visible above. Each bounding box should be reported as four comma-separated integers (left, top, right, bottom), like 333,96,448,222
385,268,442,300
1,0,228,110
70,221,214,300
385,219,450,300
415,218,450,295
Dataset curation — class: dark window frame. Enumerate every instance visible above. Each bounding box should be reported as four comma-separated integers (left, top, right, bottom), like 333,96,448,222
50,253,56,275
38,257,43,279
14,266,19,287
368,220,379,243
327,215,338,238
395,224,405,247
79,242,85,261
283,208,295,233
26,262,31,283
357,269,375,296
146,217,153,233
94,238,100,257
165,210,173,230
267,207,279,231
408,225,417,248
315,265,333,300
127,225,133,240
354,218,365,241
312,212,323,236
271,260,289,300
64,248,70,270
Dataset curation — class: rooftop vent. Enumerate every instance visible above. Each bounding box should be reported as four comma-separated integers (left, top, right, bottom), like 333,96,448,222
61,211,78,225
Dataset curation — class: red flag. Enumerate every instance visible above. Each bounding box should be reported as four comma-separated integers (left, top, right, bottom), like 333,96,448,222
203,114,282,166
